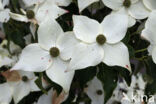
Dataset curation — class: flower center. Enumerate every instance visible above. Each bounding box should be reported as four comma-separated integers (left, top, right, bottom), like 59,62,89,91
96,34,106,45
49,47,60,57
22,76,28,82
26,10,35,19
96,89,103,95
123,0,131,8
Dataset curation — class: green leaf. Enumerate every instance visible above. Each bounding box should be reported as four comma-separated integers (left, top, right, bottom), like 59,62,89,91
127,45,135,58
122,31,130,44
144,57,156,95
3,19,30,48
74,66,97,88
35,73,47,94
97,63,118,104
117,67,131,86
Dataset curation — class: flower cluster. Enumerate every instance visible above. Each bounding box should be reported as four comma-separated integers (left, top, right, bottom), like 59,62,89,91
0,0,156,104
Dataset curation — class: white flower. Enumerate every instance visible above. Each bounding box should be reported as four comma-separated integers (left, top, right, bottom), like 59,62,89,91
24,34,32,45
10,0,71,24
0,83,12,104
141,10,156,63
0,40,15,67
12,18,79,92
0,0,10,23
35,88,68,104
0,48,14,67
143,0,156,11
78,0,99,12
2,70,40,104
68,14,131,72
85,77,104,104
102,0,150,27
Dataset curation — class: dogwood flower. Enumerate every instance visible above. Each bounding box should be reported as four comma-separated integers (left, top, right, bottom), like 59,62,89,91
0,0,10,23
141,11,156,64
102,0,150,27
78,0,99,12
2,70,40,104
10,0,71,24
143,0,156,11
12,18,79,92
35,88,68,104
0,83,12,104
0,48,14,67
0,40,15,67
69,14,131,72
85,77,104,104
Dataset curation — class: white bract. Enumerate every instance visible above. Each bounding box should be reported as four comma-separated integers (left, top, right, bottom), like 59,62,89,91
0,0,10,23
35,88,68,104
102,0,150,27
143,0,156,11
0,40,18,67
69,14,131,72
8,71,40,104
85,77,104,104
0,83,12,104
9,8,37,23
12,18,79,92
78,0,99,12
141,11,156,64
10,0,71,24
1,70,39,104
35,0,71,24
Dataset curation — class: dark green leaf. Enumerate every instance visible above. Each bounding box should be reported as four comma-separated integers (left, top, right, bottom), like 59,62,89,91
97,63,118,104
35,73,47,94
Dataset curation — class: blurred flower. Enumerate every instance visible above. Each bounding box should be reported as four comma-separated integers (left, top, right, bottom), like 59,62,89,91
121,74,146,104
102,0,150,27
34,88,68,104
10,0,71,24
141,10,156,64
0,0,10,23
2,70,40,104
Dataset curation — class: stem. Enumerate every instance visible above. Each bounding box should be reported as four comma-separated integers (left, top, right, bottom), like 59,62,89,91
134,56,148,61
135,48,147,53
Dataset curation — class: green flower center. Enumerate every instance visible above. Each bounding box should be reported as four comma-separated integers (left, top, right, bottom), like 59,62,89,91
123,0,131,8
49,47,60,57
26,10,35,19
96,89,103,95
22,76,28,82
96,34,106,45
